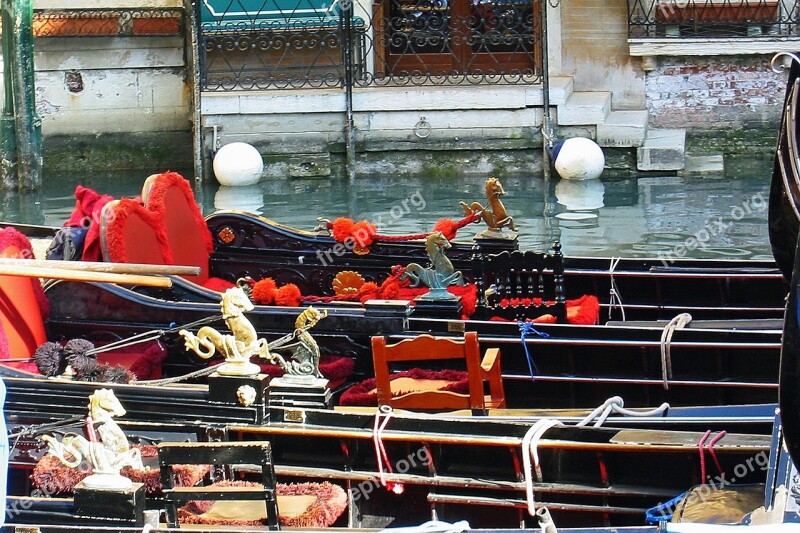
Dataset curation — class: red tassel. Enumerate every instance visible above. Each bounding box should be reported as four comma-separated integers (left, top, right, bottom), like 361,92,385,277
331,218,355,243
274,283,302,307
252,278,278,305
432,219,458,241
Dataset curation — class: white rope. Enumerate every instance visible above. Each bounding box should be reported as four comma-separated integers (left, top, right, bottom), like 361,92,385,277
608,257,626,322
378,520,470,533
522,418,563,516
660,313,692,390
575,396,670,428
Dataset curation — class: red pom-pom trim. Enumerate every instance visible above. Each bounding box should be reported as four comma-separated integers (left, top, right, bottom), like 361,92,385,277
331,218,355,243
432,219,458,241
274,283,302,307
252,278,277,305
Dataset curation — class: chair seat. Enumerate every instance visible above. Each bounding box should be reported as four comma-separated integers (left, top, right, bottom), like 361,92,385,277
339,368,469,407
178,480,347,528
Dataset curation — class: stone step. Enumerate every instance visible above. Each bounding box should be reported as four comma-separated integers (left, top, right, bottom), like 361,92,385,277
680,153,724,177
637,128,686,171
526,76,574,107
557,91,611,126
596,109,648,148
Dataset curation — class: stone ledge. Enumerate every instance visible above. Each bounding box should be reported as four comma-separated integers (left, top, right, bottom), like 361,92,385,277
629,37,800,57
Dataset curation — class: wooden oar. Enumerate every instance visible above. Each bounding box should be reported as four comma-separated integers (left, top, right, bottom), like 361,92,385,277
0,264,173,288
0,257,200,276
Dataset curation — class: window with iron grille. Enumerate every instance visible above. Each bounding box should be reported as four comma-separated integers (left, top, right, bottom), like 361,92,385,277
628,0,800,38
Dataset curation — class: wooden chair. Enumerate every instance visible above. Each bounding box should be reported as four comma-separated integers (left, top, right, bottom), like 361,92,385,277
158,441,279,529
472,241,566,322
371,331,505,413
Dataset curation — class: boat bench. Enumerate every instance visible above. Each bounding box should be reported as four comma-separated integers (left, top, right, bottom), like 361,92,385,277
471,242,566,322
158,441,280,529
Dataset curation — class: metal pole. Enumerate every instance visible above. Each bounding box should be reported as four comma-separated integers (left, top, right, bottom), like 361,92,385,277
0,0,18,189
185,0,204,182
539,0,552,176
342,0,356,183
11,0,42,191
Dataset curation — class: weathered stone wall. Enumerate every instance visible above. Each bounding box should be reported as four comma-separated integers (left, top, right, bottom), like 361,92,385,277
560,0,645,108
645,55,785,131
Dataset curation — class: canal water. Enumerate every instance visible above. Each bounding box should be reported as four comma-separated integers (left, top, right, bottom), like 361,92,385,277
3,161,775,261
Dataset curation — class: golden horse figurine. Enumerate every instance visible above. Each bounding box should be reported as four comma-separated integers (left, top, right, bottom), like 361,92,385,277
402,231,464,300
180,286,268,376
41,389,143,490
460,177,518,237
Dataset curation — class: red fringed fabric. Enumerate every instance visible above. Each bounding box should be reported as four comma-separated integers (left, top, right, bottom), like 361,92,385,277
123,341,169,380
102,197,173,264
144,171,214,255
178,480,348,528
31,446,210,496
339,368,470,406
0,227,50,319
67,185,116,262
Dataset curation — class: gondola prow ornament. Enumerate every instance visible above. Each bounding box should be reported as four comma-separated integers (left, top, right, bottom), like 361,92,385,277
180,286,268,376
40,389,143,490
460,177,518,239
402,231,464,301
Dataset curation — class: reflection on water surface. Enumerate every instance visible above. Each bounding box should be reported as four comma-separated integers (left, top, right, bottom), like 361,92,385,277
3,165,774,260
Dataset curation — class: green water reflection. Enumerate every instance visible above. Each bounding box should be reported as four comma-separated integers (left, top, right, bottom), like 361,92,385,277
3,163,774,260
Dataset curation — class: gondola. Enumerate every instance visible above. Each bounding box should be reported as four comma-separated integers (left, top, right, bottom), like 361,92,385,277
1,368,775,529
205,210,787,322
15,170,781,410
772,52,800,472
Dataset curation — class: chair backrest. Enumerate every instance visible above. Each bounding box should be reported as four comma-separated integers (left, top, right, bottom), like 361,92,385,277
0,228,48,359
141,172,214,285
371,331,486,411
100,199,173,267
99,172,214,285
472,241,566,321
158,441,279,529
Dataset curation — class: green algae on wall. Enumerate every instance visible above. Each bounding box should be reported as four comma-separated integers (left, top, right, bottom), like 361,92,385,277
44,132,193,173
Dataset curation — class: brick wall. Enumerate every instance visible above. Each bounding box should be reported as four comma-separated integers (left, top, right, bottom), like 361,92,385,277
645,55,785,130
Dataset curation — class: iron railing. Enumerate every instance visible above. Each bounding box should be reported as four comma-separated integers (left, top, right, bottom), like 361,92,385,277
198,0,543,90
629,0,800,38
31,8,184,37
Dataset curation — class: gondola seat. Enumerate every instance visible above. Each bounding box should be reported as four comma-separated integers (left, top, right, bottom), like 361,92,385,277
177,480,348,528
99,172,234,292
0,227,49,360
339,331,505,412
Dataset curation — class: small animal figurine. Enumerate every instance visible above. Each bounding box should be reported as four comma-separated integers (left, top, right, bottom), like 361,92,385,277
402,231,464,300
460,177,517,237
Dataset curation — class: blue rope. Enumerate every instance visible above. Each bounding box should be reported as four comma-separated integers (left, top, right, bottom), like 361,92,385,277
518,321,549,380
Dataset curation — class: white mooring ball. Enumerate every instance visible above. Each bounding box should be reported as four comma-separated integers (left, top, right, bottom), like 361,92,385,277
552,137,605,181
213,142,264,186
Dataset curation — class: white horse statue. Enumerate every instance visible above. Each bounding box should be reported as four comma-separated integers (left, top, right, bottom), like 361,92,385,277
41,389,143,490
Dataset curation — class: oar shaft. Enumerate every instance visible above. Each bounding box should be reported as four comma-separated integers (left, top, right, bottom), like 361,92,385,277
0,257,199,276
0,265,173,287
